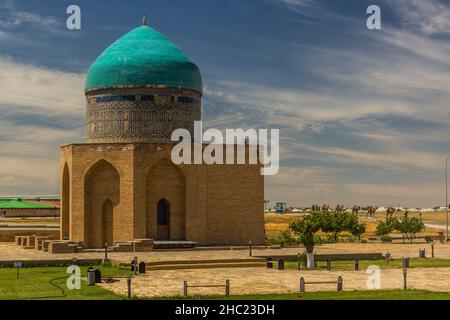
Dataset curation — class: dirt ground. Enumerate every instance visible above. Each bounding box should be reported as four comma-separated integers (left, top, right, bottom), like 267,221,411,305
0,242,446,262
100,266,450,298
265,212,446,239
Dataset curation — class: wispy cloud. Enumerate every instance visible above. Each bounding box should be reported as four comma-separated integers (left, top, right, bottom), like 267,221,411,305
0,0,67,38
388,0,450,35
203,1,450,207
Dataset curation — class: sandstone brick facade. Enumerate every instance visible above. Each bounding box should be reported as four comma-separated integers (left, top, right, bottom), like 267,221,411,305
60,143,265,248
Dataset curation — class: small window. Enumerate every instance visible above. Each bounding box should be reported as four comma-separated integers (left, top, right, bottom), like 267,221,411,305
178,96,198,104
141,95,155,102
96,95,135,103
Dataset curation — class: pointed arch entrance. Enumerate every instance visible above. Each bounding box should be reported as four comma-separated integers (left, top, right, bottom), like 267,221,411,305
146,160,185,240
84,160,120,248
61,163,70,240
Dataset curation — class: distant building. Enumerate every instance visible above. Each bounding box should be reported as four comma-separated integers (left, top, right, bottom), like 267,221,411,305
0,198,60,217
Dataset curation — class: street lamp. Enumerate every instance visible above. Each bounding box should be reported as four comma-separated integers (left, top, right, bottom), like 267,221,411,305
264,200,270,212
445,157,450,242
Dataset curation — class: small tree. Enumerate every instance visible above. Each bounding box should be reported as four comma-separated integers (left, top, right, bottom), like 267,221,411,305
289,212,323,268
394,212,425,243
349,220,366,241
321,212,346,242
376,220,396,236
321,211,366,242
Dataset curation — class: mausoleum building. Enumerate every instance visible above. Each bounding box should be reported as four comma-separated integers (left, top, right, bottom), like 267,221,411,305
60,22,265,250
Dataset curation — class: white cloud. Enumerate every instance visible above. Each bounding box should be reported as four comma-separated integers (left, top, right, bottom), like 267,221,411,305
0,57,85,195
0,57,85,116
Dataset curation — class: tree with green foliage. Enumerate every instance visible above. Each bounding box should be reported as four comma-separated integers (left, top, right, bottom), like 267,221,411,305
289,211,367,268
289,212,324,268
320,211,365,243
349,219,367,241
394,212,425,243
376,219,397,236
321,212,347,242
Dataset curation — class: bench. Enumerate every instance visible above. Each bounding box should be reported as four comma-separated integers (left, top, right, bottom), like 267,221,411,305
183,280,230,297
300,276,343,293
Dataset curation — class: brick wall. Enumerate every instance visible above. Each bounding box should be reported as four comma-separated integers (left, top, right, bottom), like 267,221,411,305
61,142,265,248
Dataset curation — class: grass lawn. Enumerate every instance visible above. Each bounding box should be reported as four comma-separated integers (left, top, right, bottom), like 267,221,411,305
0,265,130,300
2,265,450,300
188,290,450,300
285,258,450,271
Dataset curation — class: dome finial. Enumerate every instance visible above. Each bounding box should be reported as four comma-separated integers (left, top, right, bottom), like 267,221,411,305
142,15,148,26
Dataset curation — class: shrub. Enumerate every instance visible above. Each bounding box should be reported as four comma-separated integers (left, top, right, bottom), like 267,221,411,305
376,215,397,237
394,212,425,243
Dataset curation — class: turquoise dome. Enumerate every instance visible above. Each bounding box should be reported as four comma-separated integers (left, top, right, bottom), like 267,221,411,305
85,25,202,93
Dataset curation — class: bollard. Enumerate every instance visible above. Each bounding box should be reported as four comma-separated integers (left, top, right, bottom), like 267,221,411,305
297,253,301,271
87,268,95,286
403,268,407,290
127,276,132,299
249,240,253,257
267,257,273,269
337,276,343,292
326,258,331,271
385,252,391,265
402,257,410,269
278,259,285,270
183,280,188,297
139,261,146,274
300,277,305,293
419,249,426,259
432,243,435,258
355,256,359,271
94,269,102,283
133,257,138,275
225,279,230,296
104,242,109,262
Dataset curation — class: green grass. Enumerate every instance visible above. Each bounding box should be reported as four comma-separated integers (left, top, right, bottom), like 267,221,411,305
2,264,450,300
285,258,450,271
0,265,130,300
181,290,450,300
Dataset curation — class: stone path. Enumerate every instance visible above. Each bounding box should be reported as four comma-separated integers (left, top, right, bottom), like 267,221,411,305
0,242,447,262
100,266,450,298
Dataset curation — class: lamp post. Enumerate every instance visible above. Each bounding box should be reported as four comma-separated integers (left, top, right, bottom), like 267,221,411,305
264,200,270,212
445,157,450,242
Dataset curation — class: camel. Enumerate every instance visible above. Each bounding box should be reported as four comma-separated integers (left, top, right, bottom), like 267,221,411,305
352,205,361,215
367,206,378,217
386,207,395,218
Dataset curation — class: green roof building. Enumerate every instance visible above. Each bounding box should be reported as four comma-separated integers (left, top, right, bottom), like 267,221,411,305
0,199,58,209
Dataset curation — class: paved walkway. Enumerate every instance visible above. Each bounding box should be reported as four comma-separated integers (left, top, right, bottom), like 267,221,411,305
0,242,446,262
100,266,450,298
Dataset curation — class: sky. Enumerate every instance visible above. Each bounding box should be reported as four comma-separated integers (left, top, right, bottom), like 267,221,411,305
0,0,450,208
